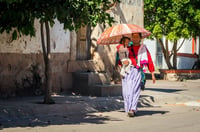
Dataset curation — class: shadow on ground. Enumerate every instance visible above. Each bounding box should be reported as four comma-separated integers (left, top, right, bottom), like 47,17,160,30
0,92,169,129
145,88,186,93
136,110,168,117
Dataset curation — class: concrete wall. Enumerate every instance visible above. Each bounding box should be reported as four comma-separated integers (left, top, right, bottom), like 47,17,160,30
143,39,157,69
144,37,199,70
0,0,145,97
0,19,72,97
163,37,199,69
91,0,144,82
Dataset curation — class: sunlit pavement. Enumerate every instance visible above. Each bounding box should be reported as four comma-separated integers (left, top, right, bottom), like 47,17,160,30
0,79,200,132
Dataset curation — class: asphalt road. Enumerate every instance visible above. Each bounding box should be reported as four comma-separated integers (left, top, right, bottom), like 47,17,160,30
1,80,200,132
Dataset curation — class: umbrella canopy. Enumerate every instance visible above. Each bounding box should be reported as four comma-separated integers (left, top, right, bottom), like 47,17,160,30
97,24,151,45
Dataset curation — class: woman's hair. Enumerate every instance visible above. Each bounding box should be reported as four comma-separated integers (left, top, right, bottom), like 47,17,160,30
120,36,130,44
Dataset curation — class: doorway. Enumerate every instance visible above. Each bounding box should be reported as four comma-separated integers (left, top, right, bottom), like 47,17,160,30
76,26,91,60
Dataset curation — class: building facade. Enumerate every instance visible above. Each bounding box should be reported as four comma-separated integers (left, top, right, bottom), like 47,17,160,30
0,0,144,97
144,37,200,70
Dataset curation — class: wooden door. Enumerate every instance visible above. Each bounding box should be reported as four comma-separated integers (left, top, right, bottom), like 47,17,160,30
76,26,91,60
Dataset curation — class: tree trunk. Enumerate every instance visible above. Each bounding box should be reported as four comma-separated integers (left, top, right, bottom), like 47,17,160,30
157,38,173,69
86,25,91,60
164,39,173,69
40,21,54,104
172,40,178,69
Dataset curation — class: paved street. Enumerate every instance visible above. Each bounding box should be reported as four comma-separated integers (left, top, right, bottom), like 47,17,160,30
0,80,200,132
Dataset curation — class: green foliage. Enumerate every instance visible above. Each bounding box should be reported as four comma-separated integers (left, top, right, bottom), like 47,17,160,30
0,0,120,39
144,0,200,41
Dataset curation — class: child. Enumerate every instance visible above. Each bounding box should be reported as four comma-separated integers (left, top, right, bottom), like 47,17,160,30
117,37,132,77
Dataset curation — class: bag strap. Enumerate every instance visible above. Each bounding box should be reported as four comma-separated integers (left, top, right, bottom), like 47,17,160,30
131,46,138,63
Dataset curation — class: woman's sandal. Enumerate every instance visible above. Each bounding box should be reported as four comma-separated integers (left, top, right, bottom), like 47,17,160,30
128,111,135,117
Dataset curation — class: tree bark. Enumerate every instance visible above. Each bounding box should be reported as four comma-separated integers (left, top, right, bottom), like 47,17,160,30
172,40,178,69
165,39,173,69
177,39,185,52
40,21,54,104
157,38,173,69
86,25,91,59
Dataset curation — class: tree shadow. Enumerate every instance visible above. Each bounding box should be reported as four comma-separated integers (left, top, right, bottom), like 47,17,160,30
0,95,124,129
0,88,173,129
0,112,121,128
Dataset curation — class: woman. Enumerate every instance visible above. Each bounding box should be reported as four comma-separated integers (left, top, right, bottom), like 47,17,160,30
119,33,156,117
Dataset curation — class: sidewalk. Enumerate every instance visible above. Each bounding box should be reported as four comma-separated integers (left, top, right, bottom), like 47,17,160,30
0,79,200,129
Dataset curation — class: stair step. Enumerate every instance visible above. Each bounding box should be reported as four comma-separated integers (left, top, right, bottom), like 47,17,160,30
88,84,122,97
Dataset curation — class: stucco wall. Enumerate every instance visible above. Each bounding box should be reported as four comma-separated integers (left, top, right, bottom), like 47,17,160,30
0,0,145,97
143,39,157,69
144,37,199,70
0,19,72,97
0,19,70,53
91,0,144,82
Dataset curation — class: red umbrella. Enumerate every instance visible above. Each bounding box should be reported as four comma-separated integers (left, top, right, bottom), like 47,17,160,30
97,24,151,45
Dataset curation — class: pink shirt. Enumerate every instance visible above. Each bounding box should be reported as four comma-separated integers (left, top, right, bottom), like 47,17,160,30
117,45,155,72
